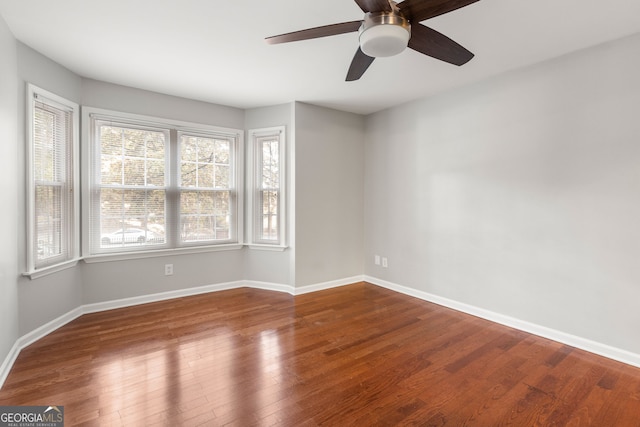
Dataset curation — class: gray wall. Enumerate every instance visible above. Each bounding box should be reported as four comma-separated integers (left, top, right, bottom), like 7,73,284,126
295,102,365,286
364,33,640,354
0,15,19,368
10,49,293,332
16,43,84,335
81,79,245,130
244,103,294,286
81,80,247,304
81,251,245,304
13,45,252,331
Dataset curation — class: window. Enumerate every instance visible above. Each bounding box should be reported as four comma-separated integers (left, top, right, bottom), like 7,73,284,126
26,85,79,273
179,132,236,244
91,121,168,251
248,127,286,246
86,109,242,256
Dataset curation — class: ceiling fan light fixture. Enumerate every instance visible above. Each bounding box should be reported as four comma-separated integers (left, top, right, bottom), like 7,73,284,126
359,12,410,58
266,0,477,81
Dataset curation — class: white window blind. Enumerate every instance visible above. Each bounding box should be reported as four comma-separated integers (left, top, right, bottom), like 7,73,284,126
27,85,79,272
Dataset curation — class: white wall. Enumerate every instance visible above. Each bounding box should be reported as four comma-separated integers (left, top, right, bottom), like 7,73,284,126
0,15,19,374
364,33,640,354
295,102,365,287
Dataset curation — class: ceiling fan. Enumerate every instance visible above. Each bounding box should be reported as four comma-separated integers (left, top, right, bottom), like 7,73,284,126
266,0,479,81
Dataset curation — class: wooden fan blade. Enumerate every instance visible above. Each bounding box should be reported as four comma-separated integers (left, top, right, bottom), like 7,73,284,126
399,0,480,22
408,23,474,65
266,21,362,44
346,47,375,81
354,0,392,13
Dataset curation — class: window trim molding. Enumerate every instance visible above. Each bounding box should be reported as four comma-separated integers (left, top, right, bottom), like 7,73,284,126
25,84,80,276
247,244,288,252
83,243,244,264
247,126,287,247
82,106,244,257
23,259,80,280
176,129,241,248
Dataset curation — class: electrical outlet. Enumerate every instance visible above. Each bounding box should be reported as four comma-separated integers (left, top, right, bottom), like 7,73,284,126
164,264,173,276
382,257,388,268
374,255,380,265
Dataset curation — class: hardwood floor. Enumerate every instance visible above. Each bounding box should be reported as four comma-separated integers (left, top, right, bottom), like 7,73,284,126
1,282,639,426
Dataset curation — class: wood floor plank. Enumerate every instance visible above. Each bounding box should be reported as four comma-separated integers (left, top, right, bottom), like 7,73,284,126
1,282,639,426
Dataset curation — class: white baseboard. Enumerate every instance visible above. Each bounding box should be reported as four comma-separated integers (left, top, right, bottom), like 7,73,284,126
82,281,246,314
0,341,21,391
365,275,640,369
16,307,85,351
293,275,365,295
1,306,84,389
244,280,295,295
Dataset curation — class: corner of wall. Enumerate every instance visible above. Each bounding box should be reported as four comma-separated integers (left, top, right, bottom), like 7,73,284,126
0,13,20,390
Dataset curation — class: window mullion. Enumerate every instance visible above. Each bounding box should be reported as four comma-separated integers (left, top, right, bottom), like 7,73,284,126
168,128,179,247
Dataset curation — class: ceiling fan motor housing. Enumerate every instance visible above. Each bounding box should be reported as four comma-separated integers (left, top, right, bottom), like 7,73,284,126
359,12,411,58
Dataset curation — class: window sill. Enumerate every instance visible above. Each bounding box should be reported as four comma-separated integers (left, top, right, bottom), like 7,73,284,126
84,244,244,263
23,259,81,280
247,244,288,252
23,244,281,274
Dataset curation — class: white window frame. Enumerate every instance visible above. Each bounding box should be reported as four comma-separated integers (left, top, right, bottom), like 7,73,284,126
25,84,80,278
83,107,243,260
177,130,240,248
247,126,286,249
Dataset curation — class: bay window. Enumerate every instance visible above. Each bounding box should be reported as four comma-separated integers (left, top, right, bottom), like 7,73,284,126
85,109,242,256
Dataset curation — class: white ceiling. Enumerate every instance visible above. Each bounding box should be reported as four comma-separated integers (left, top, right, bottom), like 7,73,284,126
2,0,640,115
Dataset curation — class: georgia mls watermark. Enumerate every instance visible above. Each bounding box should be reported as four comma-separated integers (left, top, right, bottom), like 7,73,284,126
0,406,64,427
